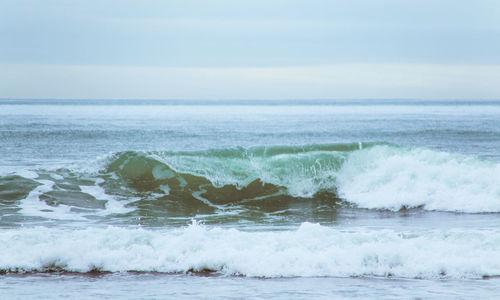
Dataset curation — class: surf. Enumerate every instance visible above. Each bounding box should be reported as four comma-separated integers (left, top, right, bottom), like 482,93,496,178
1,222,499,279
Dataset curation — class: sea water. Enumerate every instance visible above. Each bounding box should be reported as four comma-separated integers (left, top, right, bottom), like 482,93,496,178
0,99,499,299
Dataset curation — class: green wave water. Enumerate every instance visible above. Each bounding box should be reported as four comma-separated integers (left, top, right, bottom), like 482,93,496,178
105,142,382,200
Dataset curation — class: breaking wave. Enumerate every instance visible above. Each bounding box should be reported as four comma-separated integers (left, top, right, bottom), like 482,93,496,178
101,142,500,213
1,142,499,214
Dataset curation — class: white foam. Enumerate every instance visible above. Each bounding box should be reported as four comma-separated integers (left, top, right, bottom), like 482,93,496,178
15,170,39,179
0,222,499,279
80,183,135,215
62,152,117,175
13,169,134,219
18,179,87,221
337,146,500,213
159,184,171,195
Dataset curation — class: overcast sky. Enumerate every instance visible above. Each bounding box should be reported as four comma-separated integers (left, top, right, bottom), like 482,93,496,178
1,0,500,99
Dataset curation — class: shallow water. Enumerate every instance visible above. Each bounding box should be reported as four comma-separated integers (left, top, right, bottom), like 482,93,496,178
2,273,499,300
0,99,499,298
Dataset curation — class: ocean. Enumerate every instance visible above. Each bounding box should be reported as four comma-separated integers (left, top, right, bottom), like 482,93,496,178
0,99,499,299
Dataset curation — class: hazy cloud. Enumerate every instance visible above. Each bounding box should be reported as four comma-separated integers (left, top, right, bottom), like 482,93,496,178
1,0,500,98
2,63,499,99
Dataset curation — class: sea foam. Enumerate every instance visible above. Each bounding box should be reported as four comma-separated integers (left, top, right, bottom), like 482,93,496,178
337,146,500,212
1,222,499,279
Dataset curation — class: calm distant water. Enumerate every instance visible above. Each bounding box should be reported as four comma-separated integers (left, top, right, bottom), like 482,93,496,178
1,99,499,299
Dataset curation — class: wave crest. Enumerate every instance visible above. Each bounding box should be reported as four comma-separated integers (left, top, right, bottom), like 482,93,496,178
337,145,500,213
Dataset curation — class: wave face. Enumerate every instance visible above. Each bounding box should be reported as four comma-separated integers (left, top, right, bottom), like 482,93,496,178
1,222,500,279
103,143,365,201
1,142,499,219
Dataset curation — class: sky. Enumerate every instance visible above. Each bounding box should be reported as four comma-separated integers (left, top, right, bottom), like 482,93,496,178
1,0,500,99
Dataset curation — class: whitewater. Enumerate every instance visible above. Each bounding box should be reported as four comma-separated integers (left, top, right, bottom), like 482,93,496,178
1,99,499,299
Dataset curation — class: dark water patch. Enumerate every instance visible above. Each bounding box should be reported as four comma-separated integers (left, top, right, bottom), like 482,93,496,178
40,191,106,209
0,175,40,203
0,268,223,278
0,267,112,276
53,182,82,192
